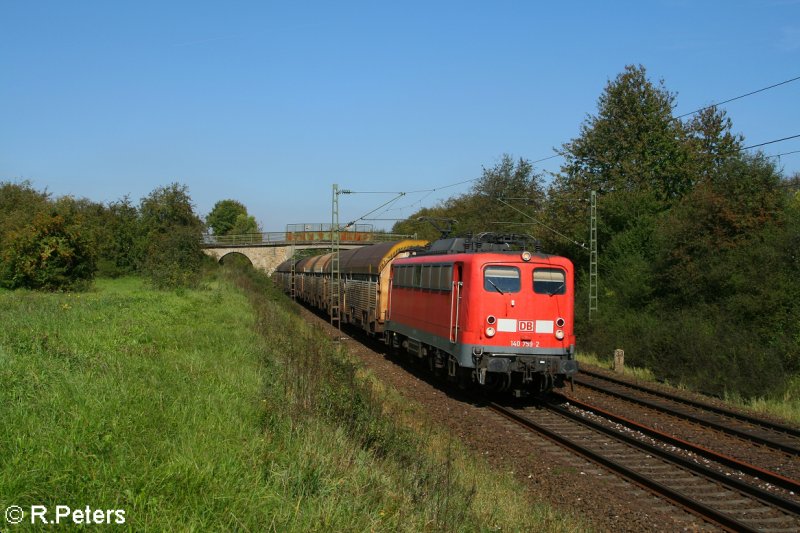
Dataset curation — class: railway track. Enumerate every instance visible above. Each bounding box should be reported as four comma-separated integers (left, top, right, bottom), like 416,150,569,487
575,369,800,457
559,393,800,496
313,311,800,529
489,399,800,532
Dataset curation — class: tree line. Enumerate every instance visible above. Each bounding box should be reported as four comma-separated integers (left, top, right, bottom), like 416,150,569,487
393,65,800,399
0,182,259,290
3,64,797,398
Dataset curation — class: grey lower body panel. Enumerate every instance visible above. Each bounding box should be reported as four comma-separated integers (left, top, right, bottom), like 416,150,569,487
385,320,577,376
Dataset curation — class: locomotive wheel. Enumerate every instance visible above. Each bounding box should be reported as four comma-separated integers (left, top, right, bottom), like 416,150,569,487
456,366,472,390
406,346,416,366
387,335,399,358
484,373,511,392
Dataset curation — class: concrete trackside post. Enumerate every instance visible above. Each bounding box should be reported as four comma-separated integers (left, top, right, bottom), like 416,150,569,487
613,349,625,373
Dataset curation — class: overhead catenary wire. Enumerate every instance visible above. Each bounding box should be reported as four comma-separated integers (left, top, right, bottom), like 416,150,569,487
741,134,800,151
384,190,436,213
523,76,800,174
495,197,587,250
339,191,406,229
337,75,799,224
675,74,800,120
341,131,799,216
339,132,798,211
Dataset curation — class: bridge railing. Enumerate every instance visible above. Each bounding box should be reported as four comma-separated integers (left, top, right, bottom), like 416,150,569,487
202,233,280,246
201,231,416,247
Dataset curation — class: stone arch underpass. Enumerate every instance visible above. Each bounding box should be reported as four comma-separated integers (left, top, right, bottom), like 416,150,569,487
201,229,413,276
202,246,294,275
202,244,367,275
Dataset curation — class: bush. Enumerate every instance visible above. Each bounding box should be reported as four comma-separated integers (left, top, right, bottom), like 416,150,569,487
0,181,51,246
138,184,205,289
0,211,96,290
141,226,204,289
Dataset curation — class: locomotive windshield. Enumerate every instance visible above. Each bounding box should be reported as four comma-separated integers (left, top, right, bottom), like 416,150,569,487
484,266,520,294
534,268,566,295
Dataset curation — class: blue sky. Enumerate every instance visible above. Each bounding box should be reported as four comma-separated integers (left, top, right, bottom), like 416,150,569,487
2,1,799,231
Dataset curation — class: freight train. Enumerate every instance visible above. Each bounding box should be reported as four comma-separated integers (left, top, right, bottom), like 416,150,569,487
274,234,578,395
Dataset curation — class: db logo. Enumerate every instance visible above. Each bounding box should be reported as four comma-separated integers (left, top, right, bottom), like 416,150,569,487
518,320,535,332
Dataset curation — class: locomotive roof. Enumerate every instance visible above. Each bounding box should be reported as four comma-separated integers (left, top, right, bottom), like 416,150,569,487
390,234,572,264
394,250,569,265
422,234,542,255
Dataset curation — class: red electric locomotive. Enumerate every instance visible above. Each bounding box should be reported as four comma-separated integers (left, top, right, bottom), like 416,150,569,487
385,234,577,395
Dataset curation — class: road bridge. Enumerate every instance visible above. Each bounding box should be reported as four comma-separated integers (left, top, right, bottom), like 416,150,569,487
200,224,414,275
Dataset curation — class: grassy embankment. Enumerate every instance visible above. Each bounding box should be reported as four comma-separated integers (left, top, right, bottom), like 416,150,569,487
577,352,800,425
0,269,585,531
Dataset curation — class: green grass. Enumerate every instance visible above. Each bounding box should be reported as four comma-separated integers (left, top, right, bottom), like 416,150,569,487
0,276,271,530
577,352,658,382
577,352,800,426
721,376,800,426
0,272,587,531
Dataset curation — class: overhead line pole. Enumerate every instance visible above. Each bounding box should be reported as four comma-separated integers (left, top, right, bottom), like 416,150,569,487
329,185,402,331
589,190,598,320
331,184,342,330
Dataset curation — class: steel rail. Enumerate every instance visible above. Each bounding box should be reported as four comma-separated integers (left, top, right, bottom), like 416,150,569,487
576,371,800,456
543,400,800,517
558,392,800,495
488,401,763,533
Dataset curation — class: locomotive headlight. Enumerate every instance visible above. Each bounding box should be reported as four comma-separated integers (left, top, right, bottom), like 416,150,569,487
485,327,496,337
556,317,566,328
486,315,496,325
555,329,565,340
521,251,532,262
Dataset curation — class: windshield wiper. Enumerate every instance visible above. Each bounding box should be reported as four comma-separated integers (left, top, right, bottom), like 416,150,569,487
549,282,566,296
486,279,505,295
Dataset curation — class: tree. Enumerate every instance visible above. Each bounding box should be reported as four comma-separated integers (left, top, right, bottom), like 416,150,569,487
392,155,546,240
138,183,204,288
207,199,260,235
142,226,205,289
684,106,743,183
230,212,260,234
52,195,108,259
653,153,784,306
97,196,140,277
551,64,692,249
388,65,800,399
139,183,203,236
545,64,693,316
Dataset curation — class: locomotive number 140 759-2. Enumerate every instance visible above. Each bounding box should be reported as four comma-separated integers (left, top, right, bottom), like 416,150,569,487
510,340,540,348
